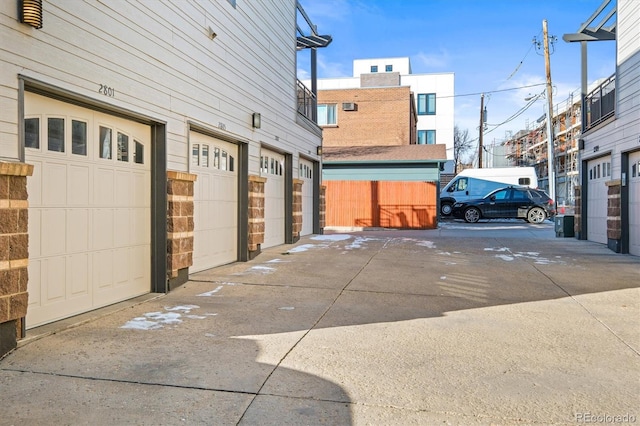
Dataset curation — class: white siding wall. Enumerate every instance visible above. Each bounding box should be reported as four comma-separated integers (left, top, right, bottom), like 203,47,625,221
582,1,640,180
0,0,321,168
618,0,640,65
615,0,640,163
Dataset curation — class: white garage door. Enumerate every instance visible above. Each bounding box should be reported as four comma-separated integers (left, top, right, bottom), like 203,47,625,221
629,151,640,256
261,148,285,248
190,133,238,272
300,158,314,236
586,156,611,245
25,93,151,328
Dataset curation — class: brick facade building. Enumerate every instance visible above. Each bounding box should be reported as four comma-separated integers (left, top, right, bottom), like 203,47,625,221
318,86,416,147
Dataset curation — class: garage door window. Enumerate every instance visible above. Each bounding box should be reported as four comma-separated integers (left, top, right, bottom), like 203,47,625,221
201,145,209,167
192,142,234,172
72,120,87,156
117,132,129,162
48,118,65,152
221,150,228,170
214,147,220,168
261,156,283,176
134,140,144,164
300,163,312,179
25,118,39,149
100,126,112,159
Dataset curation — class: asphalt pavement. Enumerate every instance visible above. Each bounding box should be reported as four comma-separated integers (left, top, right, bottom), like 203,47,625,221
1,220,639,425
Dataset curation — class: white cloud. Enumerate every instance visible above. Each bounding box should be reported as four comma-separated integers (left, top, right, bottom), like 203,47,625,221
414,49,451,70
317,55,350,78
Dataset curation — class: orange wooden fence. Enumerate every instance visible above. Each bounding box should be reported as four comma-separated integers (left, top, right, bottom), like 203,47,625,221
325,180,438,229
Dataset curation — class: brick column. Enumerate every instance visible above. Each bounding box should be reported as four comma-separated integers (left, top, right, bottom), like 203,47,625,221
319,185,326,231
606,180,621,253
248,175,266,257
0,161,34,357
574,185,581,239
292,179,303,242
167,171,196,286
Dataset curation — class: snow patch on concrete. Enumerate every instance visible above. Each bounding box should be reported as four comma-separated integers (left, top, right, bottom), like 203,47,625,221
311,234,352,241
121,305,206,330
197,286,223,297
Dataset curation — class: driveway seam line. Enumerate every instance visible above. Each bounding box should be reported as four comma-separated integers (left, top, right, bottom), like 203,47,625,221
236,237,392,424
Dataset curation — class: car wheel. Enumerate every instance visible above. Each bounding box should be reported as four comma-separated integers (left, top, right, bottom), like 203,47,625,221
527,207,546,224
441,203,452,216
464,207,481,223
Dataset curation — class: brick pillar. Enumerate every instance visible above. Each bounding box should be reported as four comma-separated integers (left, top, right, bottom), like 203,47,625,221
167,171,196,287
292,179,303,242
319,185,326,232
248,175,266,258
0,161,34,357
606,180,621,253
574,185,581,239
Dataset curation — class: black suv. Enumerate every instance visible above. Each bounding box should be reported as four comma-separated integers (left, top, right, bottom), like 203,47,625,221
451,186,555,223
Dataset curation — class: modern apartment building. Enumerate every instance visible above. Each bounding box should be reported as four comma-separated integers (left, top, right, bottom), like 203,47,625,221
0,0,326,355
311,57,454,157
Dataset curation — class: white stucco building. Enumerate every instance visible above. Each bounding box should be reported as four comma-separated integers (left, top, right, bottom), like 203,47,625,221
309,57,455,159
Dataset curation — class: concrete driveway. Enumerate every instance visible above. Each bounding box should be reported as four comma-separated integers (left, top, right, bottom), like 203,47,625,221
1,221,639,425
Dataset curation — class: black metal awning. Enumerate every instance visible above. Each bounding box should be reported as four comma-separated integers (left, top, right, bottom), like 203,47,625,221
297,34,332,50
563,0,616,43
296,1,332,50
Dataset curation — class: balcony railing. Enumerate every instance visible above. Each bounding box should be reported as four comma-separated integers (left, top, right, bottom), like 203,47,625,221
297,79,316,122
585,74,615,130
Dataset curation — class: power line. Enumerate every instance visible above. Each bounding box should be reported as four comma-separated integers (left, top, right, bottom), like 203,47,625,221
440,82,546,99
505,34,539,81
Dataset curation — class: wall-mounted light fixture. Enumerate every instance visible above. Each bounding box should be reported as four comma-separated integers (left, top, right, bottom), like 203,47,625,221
316,146,322,156
19,0,43,29
252,112,261,129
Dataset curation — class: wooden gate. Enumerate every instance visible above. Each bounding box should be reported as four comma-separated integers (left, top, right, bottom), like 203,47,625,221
325,180,438,229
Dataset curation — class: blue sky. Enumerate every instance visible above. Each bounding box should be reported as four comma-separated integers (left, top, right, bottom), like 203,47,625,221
297,0,616,148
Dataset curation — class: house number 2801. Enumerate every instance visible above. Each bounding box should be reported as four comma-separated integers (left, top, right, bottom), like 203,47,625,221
99,84,115,97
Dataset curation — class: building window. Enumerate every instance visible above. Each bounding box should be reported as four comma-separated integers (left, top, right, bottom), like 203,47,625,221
417,93,436,115
418,130,436,144
417,130,426,145
385,64,393,72
25,117,39,149
317,104,337,126
370,65,378,73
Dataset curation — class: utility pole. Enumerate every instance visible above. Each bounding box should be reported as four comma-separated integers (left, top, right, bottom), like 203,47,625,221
543,19,556,204
478,93,484,168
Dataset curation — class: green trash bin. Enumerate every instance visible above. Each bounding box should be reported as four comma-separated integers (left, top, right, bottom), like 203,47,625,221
555,215,574,238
